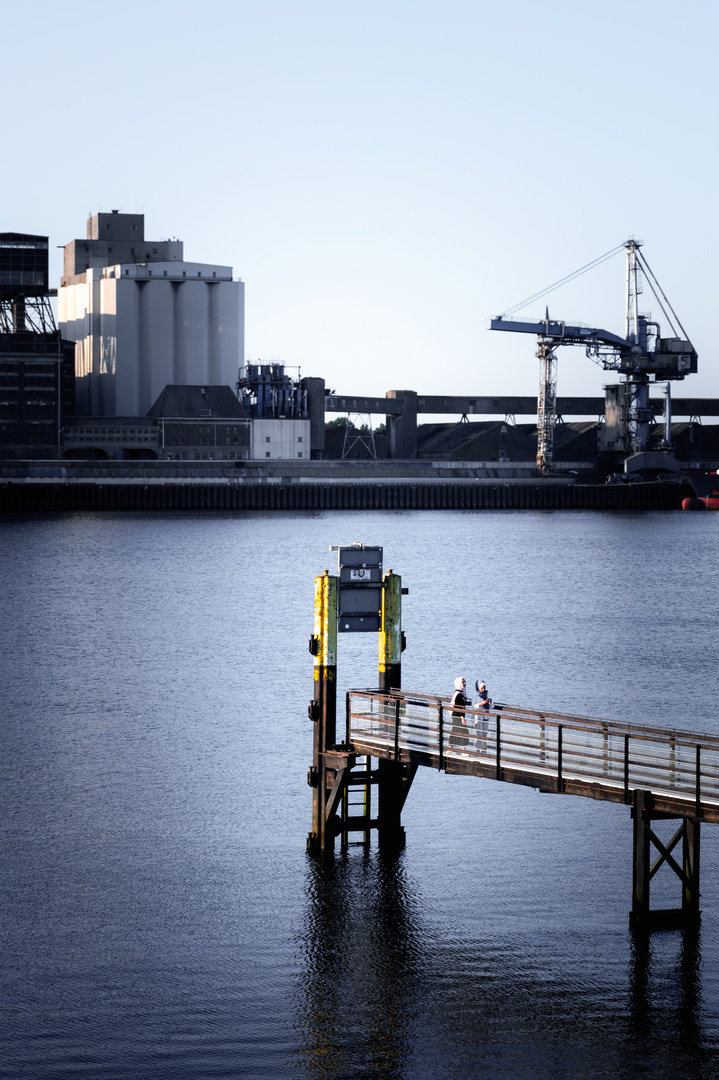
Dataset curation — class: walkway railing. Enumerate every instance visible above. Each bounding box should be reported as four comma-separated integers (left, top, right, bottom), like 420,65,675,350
346,689,719,818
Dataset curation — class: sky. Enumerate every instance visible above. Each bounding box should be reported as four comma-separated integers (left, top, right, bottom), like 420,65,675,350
5,0,718,409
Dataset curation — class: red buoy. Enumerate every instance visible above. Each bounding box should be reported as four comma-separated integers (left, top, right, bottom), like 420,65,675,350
682,497,707,510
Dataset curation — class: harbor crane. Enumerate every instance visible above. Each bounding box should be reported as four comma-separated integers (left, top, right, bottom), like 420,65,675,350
490,240,697,474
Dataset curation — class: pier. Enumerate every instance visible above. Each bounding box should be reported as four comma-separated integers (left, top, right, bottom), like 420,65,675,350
307,553,715,931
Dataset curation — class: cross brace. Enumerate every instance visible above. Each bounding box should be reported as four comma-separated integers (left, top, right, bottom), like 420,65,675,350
631,790,700,930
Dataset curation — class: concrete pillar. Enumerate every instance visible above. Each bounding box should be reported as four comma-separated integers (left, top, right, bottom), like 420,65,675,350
386,390,418,459
302,376,326,458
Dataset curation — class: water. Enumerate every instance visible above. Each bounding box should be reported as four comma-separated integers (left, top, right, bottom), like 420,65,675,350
1,509,718,1079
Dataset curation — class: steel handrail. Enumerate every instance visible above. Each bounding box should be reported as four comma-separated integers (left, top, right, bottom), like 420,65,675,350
347,688,719,750
346,689,719,812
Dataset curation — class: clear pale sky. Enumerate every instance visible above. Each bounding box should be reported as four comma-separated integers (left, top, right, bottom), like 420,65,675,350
5,0,717,406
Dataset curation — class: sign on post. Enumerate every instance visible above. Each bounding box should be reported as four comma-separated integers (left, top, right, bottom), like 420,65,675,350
337,544,383,632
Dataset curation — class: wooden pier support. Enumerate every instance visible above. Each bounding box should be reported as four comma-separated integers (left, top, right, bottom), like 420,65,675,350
377,571,413,849
307,571,338,855
631,789,701,930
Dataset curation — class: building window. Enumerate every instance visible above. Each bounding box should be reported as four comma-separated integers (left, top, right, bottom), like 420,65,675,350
265,451,271,458
265,436,271,443
298,452,303,458
298,436,303,443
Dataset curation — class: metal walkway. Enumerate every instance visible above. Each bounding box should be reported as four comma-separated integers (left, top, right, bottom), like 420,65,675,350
346,689,719,824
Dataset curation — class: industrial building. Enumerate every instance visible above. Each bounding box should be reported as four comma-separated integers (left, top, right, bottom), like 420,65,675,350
62,386,252,461
58,212,244,418
238,361,312,459
0,233,75,458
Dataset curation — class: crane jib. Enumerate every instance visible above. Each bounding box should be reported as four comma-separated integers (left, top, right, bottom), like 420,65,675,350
489,317,630,350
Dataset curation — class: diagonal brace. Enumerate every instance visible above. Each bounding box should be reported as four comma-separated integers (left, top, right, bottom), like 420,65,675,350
325,767,350,823
397,764,418,813
649,824,686,883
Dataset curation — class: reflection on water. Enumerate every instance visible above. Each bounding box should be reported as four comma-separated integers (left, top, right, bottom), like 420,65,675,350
629,928,706,1068
297,850,713,1080
296,851,421,1079
3,510,719,1079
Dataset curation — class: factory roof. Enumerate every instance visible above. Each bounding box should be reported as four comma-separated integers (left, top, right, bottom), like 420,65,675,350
147,386,249,419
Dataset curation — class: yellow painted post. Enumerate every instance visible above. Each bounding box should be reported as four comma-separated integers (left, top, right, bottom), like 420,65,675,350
378,570,406,848
379,570,402,692
308,571,338,854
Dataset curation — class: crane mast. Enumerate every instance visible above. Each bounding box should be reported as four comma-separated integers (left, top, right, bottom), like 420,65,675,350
536,328,558,474
490,240,697,474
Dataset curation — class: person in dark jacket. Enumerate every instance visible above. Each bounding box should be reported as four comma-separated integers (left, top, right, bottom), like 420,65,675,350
450,676,470,749
474,679,492,750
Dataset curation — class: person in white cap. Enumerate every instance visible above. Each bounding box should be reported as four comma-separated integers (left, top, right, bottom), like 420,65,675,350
450,676,470,750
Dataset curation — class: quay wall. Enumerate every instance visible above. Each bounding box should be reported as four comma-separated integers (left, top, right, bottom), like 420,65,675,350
0,478,692,512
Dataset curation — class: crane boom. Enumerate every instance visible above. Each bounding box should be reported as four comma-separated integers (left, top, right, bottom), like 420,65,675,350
490,316,629,351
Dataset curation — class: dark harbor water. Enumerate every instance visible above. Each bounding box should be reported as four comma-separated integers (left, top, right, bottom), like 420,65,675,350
1,508,718,1079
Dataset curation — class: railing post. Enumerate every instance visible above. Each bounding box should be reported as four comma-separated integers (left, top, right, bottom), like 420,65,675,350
624,735,630,803
557,724,563,791
394,697,401,760
346,690,351,745
438,702,444,771
669,735,676,787
695,746,702,819
496,714,501,780
540,715,545,763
